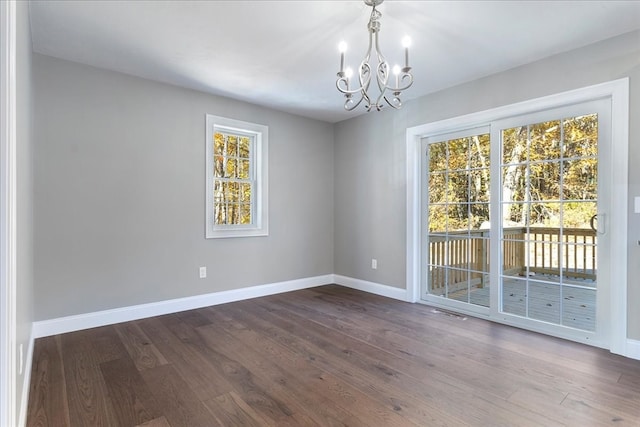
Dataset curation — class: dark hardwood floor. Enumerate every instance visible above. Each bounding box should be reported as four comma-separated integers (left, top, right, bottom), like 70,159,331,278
26,285,640,426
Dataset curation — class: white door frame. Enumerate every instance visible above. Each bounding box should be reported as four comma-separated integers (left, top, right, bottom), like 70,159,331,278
0,1,18,426
406,78,629,356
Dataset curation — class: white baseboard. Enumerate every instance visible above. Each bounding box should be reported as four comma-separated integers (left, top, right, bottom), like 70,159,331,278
28,273,640,362
627,339,640,361
333,275,409,302
32,275,334,338
17,333,34,427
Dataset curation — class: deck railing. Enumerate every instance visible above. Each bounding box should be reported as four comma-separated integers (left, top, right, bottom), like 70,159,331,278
428,227,597,292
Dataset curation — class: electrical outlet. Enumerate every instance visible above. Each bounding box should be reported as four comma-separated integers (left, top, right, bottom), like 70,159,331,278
371,259,377,269
199,266,207,279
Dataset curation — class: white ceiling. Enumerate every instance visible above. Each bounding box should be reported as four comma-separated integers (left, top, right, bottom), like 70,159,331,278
29,1,640,123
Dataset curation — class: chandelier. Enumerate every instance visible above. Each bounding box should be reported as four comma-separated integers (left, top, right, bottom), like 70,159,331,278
336,0,413,112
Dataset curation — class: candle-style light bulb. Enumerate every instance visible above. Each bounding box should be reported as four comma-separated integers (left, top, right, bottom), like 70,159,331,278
393,65,401,88
345,67,353,89
338,41,348,73
401,36,411,68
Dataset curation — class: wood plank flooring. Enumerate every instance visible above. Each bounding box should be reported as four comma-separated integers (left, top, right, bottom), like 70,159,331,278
26,285,640,426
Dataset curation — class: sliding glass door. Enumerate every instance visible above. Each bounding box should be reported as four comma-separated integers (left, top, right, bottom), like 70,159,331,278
422,99,611,345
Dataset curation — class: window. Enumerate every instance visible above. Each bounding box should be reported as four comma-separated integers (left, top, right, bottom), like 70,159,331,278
205,115,268,238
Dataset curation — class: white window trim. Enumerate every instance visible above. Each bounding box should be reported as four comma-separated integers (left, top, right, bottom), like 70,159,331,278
205,115,268,238
0,1,17,426
406,78,629,357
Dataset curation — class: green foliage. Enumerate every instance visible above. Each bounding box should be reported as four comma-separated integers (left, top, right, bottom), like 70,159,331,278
213,132,253,225
428,114,598,232
428,134,490,232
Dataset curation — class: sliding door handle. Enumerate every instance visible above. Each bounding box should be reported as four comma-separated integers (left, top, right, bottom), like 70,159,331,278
590,213,606,235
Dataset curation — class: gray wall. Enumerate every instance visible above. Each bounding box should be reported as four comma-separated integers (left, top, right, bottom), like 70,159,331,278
16,0,34,421
32,28,640,342
33,55,334,320
334,30,640,339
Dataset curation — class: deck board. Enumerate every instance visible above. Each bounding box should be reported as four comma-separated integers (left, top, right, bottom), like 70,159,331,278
446,275,596,331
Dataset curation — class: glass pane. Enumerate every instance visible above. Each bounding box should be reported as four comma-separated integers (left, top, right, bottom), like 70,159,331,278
469,236,489,273
469,203,489,230
239,137,251,158
214,132,224,155
562,286,596,331
428,237,447,267
227,135,238,156
502,278,527,316
447,171,469,203
448,138,468,170
240,204,251,224
561,240,597,283
239,159,250,179
563,114,597,159
530,202,561,227
214,155,224,178
562,201,596,229
447,237,470,270
240,183,252,202
447,204,469,232
501,165,526,202
427,265,446,296
502,234,526,277
502,126,527,166
447,269,469,302
429,142,447,172
470,274,490,307
230,203,240,224
528,280,561,324
226,182,239,202
529,240,561,277
469,169,489,202
530,120,561,160
225,159,237,178
563,158,597,201
428,204,448,234
469,133,490,169
563,202,594,230
529,161,561,201
428,172,446,204
214,203,225,224
502,202,528,227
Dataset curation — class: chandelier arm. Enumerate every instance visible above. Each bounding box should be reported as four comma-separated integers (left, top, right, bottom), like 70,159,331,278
336,76,370,95
383,94,402,109
344,95,366,111
373,27,388,78
395,72,414,92
379,71,414,94
336,60,374,96
335,0,413,112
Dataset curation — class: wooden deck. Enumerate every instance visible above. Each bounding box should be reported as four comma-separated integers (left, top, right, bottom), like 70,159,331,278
447,274,596,331
26,285,640,427
429,226,598,331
